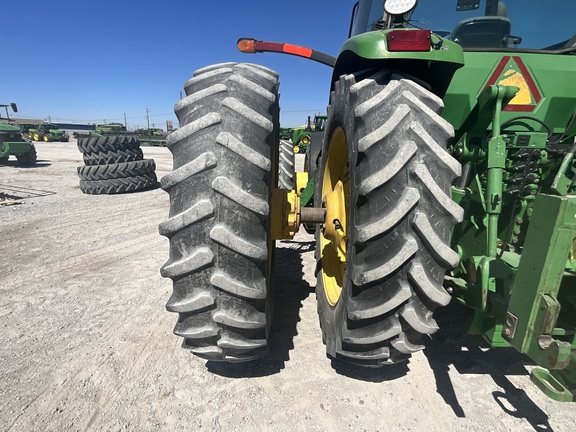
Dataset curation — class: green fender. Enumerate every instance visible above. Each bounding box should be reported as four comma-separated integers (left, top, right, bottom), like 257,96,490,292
332,29,465,97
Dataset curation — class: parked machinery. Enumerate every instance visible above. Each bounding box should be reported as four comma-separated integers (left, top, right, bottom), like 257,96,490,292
290,114,326,154
160,0,576,401
32,123,69,142
0,103,36,165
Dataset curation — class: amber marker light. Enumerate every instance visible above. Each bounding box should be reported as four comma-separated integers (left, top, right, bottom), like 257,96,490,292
237,38,256,54
236,37,336,67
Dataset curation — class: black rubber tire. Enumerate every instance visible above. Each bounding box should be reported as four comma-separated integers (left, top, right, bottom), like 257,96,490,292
77,135,141,154
278,139,294,190
159,62,280,362
315,70,464,366
302,131,324,234
77,159,156,181
303,131,323,178
82,147,144,166
16,144,37,166
79,172,158,194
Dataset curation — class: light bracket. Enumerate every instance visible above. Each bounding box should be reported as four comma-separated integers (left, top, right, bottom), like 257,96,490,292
384,0,418,16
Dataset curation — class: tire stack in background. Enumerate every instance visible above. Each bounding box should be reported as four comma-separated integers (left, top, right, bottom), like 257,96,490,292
76,136,158,194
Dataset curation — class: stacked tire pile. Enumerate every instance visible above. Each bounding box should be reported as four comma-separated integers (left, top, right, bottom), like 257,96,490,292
76,136,158,194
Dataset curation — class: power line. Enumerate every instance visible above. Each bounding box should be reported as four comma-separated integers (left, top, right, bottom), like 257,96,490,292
282,108,326,113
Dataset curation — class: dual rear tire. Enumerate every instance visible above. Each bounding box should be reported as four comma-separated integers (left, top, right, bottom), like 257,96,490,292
315,70,463,365
159,63,280,361
160,65,462,366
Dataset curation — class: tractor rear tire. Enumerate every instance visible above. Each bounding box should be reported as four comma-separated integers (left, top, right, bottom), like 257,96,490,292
315,70,463,366
79,172,158,194
77,159,156,181
304,133,322,179
159,62,280,362
77,136,141,154
16,144,37,166
278,139,294,190
82,147,144,166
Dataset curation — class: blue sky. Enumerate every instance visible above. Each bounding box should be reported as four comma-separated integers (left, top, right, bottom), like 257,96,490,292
3,1,572,130
1,0,350,129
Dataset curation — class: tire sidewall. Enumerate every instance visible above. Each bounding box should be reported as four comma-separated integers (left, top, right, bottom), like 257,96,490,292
315,75,359,355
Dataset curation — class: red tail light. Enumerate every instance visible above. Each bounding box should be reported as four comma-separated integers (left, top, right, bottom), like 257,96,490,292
386,30,431,52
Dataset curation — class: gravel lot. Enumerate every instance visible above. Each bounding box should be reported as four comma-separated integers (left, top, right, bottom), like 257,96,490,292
1,140,575,431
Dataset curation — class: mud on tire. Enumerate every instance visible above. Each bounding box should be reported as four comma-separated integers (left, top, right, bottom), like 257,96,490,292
159,62,280,362
316,70,463,366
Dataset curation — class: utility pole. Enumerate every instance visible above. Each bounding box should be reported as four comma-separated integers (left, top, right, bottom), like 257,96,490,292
146,108,150,130
124,113,127,128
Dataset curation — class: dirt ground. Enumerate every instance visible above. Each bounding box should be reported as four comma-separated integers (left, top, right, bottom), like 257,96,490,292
1,141,575,432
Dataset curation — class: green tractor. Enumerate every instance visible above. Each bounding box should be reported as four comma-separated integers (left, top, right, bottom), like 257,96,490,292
135,127,167,146
73,123,128,140
94,122,127,136
19,123,37,140
290,113,327,154
32,123,69,142
0,103,37,165
279,126,292,141
159,0,576,401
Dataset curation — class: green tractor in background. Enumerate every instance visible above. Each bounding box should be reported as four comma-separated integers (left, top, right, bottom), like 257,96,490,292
32,123,69,142
73,123,128,139
159,0,576,401
93,122,127,136
19,123,37,140
0,103,37,165
290,113,327,154
278,126,292,141
135,127,168,146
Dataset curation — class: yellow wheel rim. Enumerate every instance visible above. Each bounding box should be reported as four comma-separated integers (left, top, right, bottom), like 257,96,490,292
44,136,49,142
293,145,300,153
320,127,350,306
34,133,39,141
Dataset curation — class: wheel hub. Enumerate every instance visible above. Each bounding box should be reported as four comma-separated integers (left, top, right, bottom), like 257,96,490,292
323,180,347,263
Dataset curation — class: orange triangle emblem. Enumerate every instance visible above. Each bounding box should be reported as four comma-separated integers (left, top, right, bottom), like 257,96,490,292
484,56,542,112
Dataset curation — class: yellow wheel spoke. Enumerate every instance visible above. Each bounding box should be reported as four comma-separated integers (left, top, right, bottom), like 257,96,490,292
320,127,350,306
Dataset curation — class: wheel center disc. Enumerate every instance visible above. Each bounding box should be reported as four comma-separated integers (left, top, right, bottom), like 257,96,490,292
320,127,350,307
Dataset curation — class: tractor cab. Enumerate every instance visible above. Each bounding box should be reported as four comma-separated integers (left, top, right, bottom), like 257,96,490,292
351,0,575,51
313,114,326,132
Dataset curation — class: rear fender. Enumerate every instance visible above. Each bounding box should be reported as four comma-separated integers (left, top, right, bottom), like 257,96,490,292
332,30,464,97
